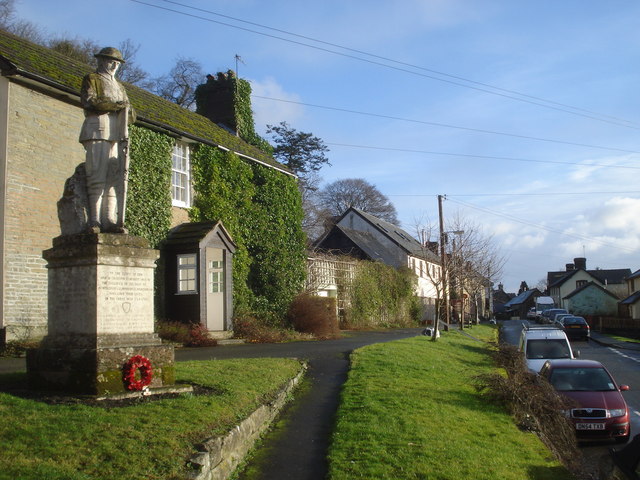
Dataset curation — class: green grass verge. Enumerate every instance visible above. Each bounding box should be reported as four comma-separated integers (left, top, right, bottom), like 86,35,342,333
608,334,640,344
327,325,572,480
0,358,302,480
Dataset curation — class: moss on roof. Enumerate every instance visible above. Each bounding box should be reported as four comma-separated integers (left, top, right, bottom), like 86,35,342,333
0,29,287,171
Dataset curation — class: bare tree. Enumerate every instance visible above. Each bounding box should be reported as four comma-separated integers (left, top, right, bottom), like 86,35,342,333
299,172,331,242
116,38,151,87
151,56,204,109
319,178,399,225
446,216,505,326
535,277,548,293
48,36,100,65
0,0,44,43
414,214,505,335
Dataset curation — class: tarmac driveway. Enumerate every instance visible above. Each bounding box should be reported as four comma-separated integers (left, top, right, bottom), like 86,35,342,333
176,328,424,480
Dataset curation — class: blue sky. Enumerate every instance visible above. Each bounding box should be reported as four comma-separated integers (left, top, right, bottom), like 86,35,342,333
12,0,640,292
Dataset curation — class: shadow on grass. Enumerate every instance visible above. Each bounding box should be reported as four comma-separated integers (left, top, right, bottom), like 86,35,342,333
0,371,219,408
528,465,573,480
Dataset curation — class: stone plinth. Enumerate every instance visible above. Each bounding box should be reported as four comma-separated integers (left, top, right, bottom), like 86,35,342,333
27,233,175,396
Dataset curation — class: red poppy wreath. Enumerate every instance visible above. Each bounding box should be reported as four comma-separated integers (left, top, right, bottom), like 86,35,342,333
122,355,153,391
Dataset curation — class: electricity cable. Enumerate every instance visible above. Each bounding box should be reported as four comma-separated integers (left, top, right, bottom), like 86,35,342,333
147,0,639,130
253,95,640,154
326,142,640,170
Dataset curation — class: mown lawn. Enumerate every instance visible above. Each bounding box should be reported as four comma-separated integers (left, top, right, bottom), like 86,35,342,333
327,325,572,480
0,358,303,480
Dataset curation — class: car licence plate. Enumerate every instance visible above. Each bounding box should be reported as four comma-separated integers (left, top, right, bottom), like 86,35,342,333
576,423,605,430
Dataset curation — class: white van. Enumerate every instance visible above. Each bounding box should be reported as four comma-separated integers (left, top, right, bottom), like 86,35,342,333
518,325,578,373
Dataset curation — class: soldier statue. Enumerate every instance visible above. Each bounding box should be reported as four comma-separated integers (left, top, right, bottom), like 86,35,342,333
79,47,135,233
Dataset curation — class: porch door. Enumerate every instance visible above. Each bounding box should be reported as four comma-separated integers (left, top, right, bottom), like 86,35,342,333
205,247,225,330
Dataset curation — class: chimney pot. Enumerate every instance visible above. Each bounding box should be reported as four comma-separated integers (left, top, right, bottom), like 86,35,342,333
574,257,587,270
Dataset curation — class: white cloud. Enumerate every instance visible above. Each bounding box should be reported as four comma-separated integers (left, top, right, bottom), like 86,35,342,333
248,77,304,135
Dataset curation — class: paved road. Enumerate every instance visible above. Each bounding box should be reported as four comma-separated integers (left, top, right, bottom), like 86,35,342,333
177,328,425,480
501,319,640,474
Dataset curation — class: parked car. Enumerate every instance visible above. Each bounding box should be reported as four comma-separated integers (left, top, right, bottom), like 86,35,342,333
539,359,631,443
526,307,537,320
553,313,573,325
539,308,568,324
518,325,577,373
555,316,590,341
550,310,572,323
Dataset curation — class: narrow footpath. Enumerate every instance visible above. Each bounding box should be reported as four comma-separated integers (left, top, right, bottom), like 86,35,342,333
175,328,424,480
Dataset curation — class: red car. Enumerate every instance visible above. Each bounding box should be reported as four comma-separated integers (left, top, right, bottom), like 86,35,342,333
539,359,631,443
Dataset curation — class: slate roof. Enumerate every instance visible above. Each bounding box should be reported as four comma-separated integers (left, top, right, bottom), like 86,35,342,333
626,269,640,281
345,208,441,264
590,268,632,285
0,29,290,174
163,220,236,251
563,281,620,300
548,267,632,289
503,289,540,307
332,225,404,265
620,291,640,305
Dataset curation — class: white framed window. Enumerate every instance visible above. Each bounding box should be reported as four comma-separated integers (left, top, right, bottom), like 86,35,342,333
208,260,224,293
172,142,191,207
177,254,197,294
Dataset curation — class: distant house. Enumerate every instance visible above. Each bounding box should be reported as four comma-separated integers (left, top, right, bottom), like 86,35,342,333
619,270,640,320
315,207,442,321
547,258,630,311
503,288,542,319
492,283,515,317
563,282,620,317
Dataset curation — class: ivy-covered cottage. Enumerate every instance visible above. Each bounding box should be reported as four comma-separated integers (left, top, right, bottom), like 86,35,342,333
0,30,306,342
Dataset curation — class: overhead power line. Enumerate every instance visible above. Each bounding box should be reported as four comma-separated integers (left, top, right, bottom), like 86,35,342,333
388,191,640,197
445,197,638,254
133,0,640,130
253,95,640,154
326,142,640,170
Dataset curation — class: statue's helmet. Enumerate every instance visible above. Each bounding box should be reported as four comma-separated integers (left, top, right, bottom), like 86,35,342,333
94,47,125,64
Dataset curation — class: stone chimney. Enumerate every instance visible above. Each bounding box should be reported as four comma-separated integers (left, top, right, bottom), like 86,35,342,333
195,71,238,134
574,257,587,270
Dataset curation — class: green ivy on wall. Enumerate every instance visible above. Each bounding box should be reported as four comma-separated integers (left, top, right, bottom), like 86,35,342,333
126,125,173,247
234,78,274,154
345,262,419,329
190,144,307,322
246,163,307,320
190,145,255,314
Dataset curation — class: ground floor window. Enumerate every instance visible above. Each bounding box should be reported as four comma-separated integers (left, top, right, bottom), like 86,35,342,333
177,253,197,293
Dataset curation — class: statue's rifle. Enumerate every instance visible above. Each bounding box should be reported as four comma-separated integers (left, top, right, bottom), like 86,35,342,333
117,105,130,232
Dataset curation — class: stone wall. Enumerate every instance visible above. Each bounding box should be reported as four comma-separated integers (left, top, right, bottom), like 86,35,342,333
0,81,196,342
2,81,86,340
188,362,307,480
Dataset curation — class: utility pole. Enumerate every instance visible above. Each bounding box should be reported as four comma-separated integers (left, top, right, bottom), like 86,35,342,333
437,195,450,337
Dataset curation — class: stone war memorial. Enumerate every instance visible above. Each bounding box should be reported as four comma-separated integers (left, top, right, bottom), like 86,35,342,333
27,47,181,397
